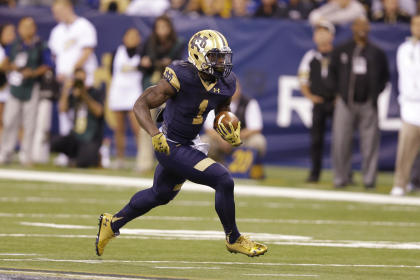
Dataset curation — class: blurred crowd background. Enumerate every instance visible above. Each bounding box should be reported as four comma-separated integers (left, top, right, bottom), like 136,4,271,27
0,0,419,22
0,0,419,196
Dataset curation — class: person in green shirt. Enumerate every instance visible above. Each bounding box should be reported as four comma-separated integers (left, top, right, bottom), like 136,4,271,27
0,17,51,165
51,68,104,167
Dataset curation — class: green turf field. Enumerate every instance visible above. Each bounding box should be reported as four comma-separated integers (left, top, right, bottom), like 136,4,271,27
0,167,420,280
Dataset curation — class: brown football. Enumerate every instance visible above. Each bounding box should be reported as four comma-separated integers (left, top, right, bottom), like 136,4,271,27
213,111,239,131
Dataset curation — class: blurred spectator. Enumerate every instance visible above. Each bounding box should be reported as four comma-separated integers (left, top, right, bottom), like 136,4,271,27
0,23,16,141
390,15,420,196
253,0,282,17
0,17,51,166
371,0,416,17
141,15,185,89
126,0,170,16
203,80,266,163
279,0,315,20
357,0,372,15
187,0,232,18
298,20,335,183
49,0,98,87
231,0,251,17
309,0,366,25
166,0,189,16
0,0,15,7
18,0,53,6
49,0,98,165
100,0,130,13
51,68,104,168
329,17,389,189
108,28,148,169
32,67,59,164
371,0,410,23
407,153,420,191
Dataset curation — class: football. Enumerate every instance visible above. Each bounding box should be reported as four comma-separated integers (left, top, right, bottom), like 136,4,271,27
213,111,239,131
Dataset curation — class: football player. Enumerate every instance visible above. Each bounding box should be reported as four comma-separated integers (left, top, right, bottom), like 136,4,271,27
96,30,268,257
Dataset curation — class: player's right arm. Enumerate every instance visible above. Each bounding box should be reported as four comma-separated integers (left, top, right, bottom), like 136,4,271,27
133,79,176,155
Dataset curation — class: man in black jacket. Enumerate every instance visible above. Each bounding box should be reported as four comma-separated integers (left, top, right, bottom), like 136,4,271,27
329,17,389,189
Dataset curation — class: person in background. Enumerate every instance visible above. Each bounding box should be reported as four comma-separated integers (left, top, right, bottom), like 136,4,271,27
49,0,98,166
0,0,15,7
329,17,389,189
125,0,170,16
407,153,420,191
108,28,150,169
231,0,251,17
141,15,185,89
187,0,232,18
390,15,420,196
0,17,51,166
51,68,104,168
371,0,410,24
166,0,190,16
0,23,16,142
309,0,366,25
203,80,266,164
18,0,53,5
279,0,315,20
298,20,335,183
253,0,282,18
99,0,130,13
371,0,416,19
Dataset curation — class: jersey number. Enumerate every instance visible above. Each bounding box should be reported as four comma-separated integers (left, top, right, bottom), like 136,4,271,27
192,99,208,124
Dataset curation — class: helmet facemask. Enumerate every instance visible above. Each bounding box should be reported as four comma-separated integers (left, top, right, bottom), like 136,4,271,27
203,47,233,79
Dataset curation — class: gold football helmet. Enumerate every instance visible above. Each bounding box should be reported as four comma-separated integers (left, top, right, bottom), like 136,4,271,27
188,29,233,78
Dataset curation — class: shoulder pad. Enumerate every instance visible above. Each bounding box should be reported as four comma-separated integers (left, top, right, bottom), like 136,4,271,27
163,66,181,92
164,60,196,92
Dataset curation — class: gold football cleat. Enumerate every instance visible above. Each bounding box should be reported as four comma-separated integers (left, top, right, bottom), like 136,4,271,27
95,213,117,256
226,235,268,257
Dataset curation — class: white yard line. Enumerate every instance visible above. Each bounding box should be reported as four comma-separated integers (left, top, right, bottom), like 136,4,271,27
0,253,38,256
0,196,65,203
2,212,419,227
244,274,319,277
17,223,311,241
6,223,420,250
154,266,221,270
269,241,420,250
0,169,419,205
20,222,94,229
1,258,420,269
0,213,98,218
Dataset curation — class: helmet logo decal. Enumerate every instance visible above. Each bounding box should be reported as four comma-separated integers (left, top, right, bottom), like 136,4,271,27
190,34,208,52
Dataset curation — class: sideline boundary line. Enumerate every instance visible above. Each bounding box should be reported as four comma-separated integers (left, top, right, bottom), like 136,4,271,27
1,169,420,205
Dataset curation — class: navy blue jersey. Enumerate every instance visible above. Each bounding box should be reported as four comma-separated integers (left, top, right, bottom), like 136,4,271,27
162,60,236,144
